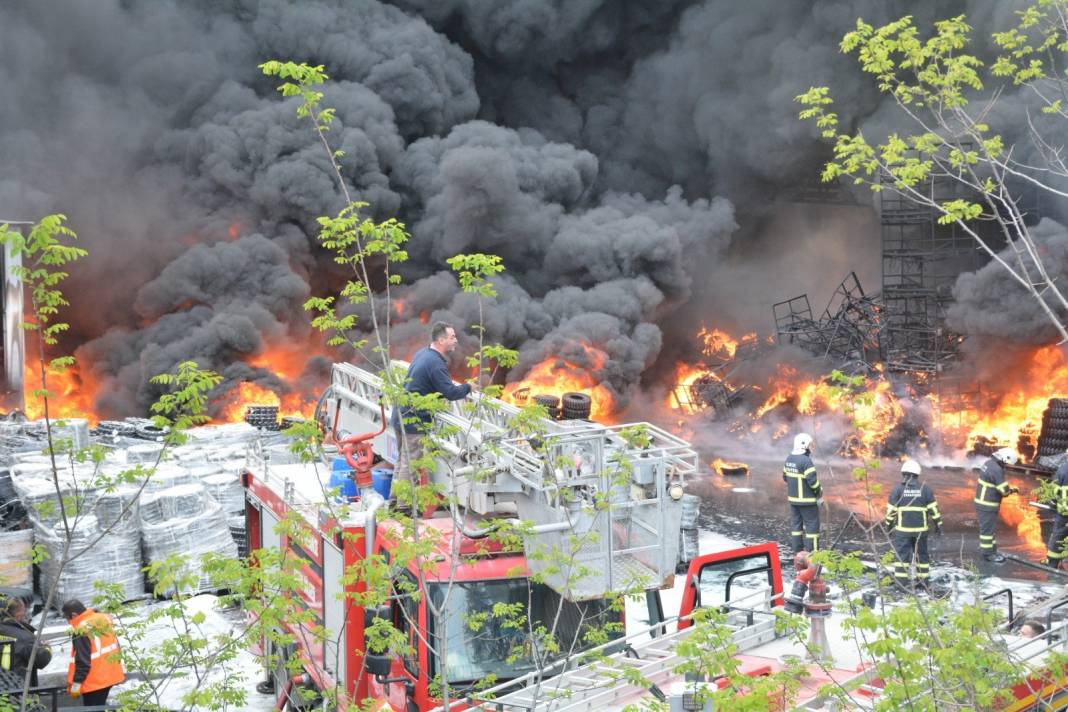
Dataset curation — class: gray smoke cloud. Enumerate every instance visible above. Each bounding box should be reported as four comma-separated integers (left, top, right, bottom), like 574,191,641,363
948,218,1068,343
0,0,1035,419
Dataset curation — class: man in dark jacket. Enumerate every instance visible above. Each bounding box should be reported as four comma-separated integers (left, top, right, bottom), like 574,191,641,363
1043,450,1068,570
390,322,472,488
884,459,942,590
783,432,822,553
974,448,1019,563
0,596,51,687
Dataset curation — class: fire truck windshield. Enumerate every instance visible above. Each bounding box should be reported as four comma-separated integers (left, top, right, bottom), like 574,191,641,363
428,579,618,685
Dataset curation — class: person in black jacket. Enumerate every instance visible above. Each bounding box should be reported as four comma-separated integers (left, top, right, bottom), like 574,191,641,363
783,432,822,553
389,322,473,488
0,596,51,687
974,448,1020,563
884,459,942,590
1043,451,1068,570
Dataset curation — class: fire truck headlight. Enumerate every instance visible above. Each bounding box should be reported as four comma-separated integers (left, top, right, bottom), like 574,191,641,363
668,483,685,501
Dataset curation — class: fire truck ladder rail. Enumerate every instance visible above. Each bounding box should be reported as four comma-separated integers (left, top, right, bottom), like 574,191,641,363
451,608,781,712
327,362,695,598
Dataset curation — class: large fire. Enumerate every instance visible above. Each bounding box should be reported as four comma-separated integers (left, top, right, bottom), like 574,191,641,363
664,324,1068,461
931,345,1068,452
17,341,323,426
22,360,97,423
503,342,616,421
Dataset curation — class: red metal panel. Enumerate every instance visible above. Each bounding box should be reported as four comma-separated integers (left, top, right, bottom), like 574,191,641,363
678,541,784,629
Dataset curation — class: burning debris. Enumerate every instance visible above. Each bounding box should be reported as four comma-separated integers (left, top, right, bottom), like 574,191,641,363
711,459,749,477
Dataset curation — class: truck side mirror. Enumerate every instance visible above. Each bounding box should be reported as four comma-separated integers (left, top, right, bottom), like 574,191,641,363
366,653,392,679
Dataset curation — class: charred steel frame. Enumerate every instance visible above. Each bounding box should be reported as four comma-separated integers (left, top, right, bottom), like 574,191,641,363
878,178,981,376
773,272,880,370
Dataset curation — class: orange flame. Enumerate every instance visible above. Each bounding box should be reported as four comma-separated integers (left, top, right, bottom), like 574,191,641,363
932,345,1068,452
666,362,720,414
22,361,97,424
698,327,739,358
711,458,749,475
217,343,325,422
504,343,615,421
999,493,1045,554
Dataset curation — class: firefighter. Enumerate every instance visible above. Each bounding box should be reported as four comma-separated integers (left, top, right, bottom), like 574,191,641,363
0,596,51,687
1043,448,1068,569
884,459,942,589
783,432,822,553
973,448,1020,563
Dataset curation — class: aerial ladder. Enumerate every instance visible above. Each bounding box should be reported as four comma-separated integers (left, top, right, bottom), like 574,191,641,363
316,362,698,599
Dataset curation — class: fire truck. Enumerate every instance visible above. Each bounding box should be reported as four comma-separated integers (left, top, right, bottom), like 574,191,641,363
243,362,1068,711
242,361,701,709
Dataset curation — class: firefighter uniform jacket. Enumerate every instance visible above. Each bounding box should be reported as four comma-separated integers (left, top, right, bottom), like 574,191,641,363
783,453,822,505
67,609,125,694
1053,461,1068,515
974,458,1012,508
885,479,942,533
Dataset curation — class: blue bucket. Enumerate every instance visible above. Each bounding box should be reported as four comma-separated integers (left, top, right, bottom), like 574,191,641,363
372,468,393,500
330,457,357,500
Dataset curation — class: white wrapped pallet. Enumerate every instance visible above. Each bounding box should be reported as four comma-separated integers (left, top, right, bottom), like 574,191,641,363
202,473,244,514
142,464,195,493
0,528,33,587
36,514,144,606
140,484,238,595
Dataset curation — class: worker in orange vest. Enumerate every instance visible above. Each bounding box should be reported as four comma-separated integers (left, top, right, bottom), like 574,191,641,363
62,599,125,705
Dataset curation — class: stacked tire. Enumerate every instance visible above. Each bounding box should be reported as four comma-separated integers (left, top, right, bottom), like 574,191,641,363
1036,398,1068,457
532,394,561,420
561,392,592,421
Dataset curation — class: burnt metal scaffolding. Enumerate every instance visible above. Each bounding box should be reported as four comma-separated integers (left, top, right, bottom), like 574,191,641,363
878,178,983,376
774,272,881,367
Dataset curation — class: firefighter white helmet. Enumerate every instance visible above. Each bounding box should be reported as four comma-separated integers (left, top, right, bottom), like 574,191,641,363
901,459,922,477
792,433,813,455
993,448,1018,466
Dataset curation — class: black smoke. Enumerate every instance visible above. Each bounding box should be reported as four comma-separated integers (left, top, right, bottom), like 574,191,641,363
0,0,1049,419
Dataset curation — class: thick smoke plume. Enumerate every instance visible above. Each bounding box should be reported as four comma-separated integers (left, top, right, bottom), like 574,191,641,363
0,0,1053,419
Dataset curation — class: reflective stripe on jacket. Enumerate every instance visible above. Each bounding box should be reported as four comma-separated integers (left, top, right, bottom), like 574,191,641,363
783,453,821,504
67,609,125,693
0,634,12,670
974,458,1011,508
885,479,942,533
1054,462,1068,515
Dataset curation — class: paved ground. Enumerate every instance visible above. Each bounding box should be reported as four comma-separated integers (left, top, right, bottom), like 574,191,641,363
688,450,1057,582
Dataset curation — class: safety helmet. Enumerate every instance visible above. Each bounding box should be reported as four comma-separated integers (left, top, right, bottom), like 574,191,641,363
900,459,921,478
792,433,813,455
993,448,1018,466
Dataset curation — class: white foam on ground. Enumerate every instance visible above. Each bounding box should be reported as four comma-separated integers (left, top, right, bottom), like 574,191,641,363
36,595,276,711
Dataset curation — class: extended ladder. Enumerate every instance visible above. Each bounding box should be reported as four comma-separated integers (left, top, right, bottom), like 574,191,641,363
324,362,699,599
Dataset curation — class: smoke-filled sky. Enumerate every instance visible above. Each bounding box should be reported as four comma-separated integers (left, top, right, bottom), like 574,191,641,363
0,0,1057,417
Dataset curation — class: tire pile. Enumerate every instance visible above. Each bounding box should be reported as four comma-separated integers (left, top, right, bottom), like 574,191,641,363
530,392,593,421
1035,398,1068,470
245,404,280,430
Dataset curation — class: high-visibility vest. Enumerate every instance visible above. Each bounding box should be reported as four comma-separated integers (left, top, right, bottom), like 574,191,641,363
67,610,125,693
0,634,13,671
